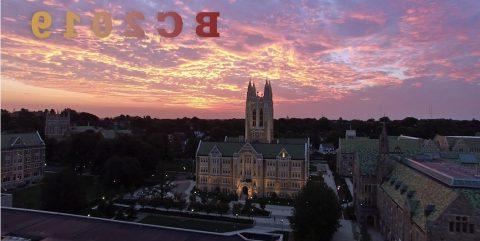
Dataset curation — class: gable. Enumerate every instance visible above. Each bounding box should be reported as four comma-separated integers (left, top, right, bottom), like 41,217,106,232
277,148,290,159
209,145,222,157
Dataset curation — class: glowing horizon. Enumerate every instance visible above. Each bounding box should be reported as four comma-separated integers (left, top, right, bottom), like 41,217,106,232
1,0,479,120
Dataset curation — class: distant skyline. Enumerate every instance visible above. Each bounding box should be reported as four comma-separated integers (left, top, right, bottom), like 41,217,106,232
1,0,479,120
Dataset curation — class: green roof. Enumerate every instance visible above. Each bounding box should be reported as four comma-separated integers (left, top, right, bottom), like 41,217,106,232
460,189,480,211
381,162,459,231
338,137,378,153
356,150,378,175
196,141,306,159
340,136,430,175
1,132,45,150
339,135,429,155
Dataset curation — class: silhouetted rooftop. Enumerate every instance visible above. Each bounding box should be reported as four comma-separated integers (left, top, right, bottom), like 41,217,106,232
1,208,247,241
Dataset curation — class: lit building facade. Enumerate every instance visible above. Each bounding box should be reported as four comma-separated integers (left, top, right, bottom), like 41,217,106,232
196,81,309,198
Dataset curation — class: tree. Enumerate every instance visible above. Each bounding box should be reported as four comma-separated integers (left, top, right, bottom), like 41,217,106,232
68,131,103,172
232,203,243,215
217,201,230,215
258,199,267,210
126,204,137,220
103,156,143,193
96,199,116,218
41,170,87,214
289,181,342,241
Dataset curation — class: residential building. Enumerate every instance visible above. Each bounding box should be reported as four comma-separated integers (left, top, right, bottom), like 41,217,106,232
196,81,309,198
1,132,45,190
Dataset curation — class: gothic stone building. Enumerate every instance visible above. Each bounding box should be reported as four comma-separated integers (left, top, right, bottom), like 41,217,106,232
45,110,70,139
339,130,439,177
352,124,480,241
196,81,309,198
1,132,46,189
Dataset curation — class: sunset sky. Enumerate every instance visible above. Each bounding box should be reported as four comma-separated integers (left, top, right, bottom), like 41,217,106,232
1,0,479,119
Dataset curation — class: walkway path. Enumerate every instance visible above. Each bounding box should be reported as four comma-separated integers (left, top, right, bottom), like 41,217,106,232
345,178,354,197
332,219,354,241
114,202,291,229
368,227,385,241
319,163,339,197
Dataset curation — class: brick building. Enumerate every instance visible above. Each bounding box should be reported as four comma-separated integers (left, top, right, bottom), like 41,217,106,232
1,132,46,190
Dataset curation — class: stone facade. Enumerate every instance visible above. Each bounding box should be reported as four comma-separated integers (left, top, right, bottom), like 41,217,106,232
377,164,480,241
245,80,274,143
196,142,308,198
196,81,309,198
45,110,70,139
349,126,480,241
434,135,480,153
1,132,46,190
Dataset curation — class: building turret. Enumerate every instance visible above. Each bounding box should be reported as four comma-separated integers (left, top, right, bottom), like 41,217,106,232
377,121,389,183
263,80,272,101
379,121,389,155
245,79,274,143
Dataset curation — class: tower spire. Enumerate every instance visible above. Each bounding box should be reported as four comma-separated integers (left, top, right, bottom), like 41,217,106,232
379,120,389,155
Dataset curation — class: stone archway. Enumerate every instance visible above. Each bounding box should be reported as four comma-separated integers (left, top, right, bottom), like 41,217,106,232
242,186,249,196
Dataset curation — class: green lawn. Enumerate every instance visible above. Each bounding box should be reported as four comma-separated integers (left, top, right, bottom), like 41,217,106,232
10,174,102,210
139,214,253,233
11,184,43,209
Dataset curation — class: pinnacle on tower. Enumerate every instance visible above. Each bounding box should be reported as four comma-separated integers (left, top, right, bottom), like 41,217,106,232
247,79,256,99
264,79,272,100
379,120,389,154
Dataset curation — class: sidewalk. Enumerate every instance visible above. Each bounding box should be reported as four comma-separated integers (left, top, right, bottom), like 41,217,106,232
114,202,291,228
320,164,339,197
332,219,354,241
345,178,354,197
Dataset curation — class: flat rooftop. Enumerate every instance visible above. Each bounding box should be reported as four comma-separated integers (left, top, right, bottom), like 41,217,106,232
1,208,248,241
402,157,480,188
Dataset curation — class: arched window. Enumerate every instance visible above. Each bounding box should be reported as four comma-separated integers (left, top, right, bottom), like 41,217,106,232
252,109,256,127
259,109,264,127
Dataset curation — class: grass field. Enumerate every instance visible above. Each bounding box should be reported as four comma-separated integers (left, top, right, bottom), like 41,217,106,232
11,184,43,209
10,173,102,210
139,214,253,233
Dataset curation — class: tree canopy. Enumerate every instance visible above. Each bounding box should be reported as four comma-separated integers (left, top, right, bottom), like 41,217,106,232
289,180,342,241
41,170,87,214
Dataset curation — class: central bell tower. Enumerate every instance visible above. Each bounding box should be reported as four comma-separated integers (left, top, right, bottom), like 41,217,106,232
245,80,274,143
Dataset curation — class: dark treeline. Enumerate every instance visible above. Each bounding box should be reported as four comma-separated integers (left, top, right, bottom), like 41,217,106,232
2,109,480,149
2,108,480,213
